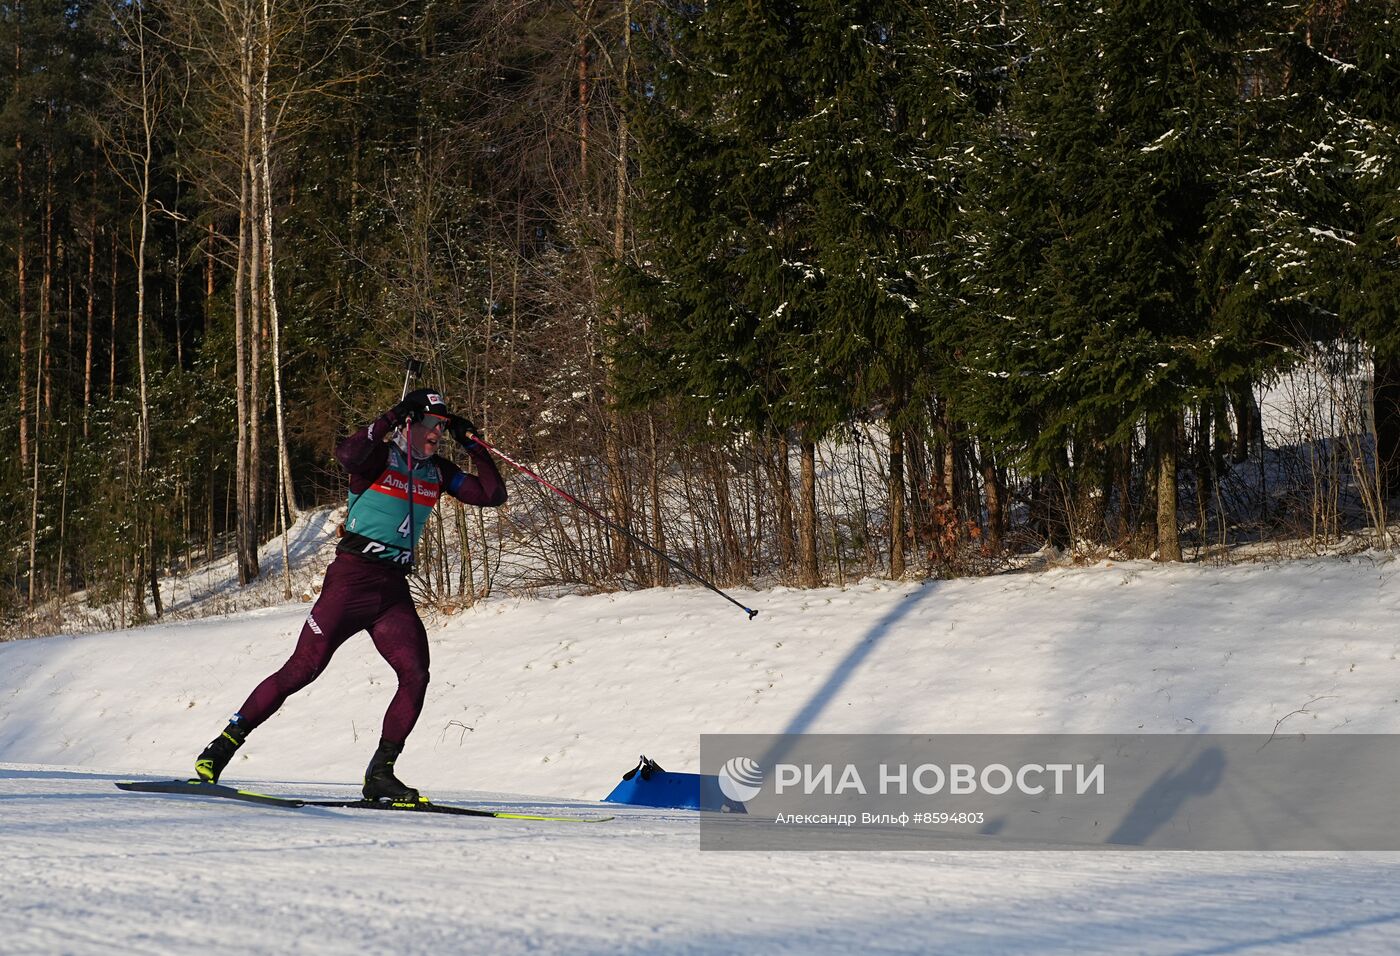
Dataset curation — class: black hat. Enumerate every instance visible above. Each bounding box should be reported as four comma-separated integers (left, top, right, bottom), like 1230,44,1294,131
423,391,450,417
403,387,450,421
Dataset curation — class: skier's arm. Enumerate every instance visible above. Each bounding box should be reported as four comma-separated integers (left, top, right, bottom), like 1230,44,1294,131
338,392,444,479
335,411,400,480
439,445,508,507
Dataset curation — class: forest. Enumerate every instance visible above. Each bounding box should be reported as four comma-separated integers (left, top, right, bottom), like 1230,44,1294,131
2,0,1397,634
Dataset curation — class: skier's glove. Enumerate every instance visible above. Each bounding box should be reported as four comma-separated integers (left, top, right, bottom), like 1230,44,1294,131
390,388,440,426
448,414,479,446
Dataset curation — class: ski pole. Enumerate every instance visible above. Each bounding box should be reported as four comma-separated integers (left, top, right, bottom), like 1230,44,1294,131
467,432,759,620
400,356,423,401
402,356,423,571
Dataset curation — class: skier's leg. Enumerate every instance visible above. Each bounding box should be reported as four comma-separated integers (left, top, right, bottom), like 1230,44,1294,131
196,559,368,782
366,597,431,745
361,596,430,800
235,599,357,728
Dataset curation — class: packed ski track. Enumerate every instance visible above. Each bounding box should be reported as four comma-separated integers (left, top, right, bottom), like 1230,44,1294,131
6,550,1400,953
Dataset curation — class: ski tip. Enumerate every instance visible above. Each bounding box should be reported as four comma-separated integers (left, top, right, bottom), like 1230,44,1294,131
492,811,616,823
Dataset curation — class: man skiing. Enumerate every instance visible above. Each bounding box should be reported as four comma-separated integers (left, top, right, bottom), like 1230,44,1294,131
193,388,507,802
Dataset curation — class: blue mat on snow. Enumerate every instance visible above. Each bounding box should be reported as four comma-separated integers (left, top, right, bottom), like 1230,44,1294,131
603,758,747,813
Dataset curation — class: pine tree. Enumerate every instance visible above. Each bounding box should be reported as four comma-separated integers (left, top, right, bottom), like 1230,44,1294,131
1199,1,1400,515
1266,2,1400,498
791,2,1009,574
615,1,849,584
952,0,1256,559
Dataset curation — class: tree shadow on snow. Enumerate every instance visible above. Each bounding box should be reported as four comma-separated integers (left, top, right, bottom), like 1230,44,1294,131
759,581,941,770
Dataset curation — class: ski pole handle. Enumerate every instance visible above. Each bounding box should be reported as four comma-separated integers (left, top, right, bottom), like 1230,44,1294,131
401,356,423,400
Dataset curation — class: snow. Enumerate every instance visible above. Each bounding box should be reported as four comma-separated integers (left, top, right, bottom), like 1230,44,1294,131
6,555,1400,953
1305,225,1357,245
1140,128,1180,153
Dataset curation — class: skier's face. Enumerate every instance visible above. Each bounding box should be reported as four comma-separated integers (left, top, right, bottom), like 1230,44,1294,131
411,414,448,456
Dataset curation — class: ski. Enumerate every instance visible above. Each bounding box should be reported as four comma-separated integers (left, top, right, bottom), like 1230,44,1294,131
297,797,615,823
115,780,614,823
116,779,305,808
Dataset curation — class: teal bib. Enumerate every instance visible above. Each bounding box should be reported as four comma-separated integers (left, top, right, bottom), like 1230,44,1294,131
342,446,441,566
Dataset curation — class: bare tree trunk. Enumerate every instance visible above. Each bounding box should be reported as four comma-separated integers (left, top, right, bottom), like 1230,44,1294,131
614,0,629,261
1113,439,1134,544
83,204,96,437
463,518,480,603
135,101,152,467
248,155,263,579
1229,382,1260,463
167,0,373,582
207,221,215,307
15,17,28,470
148,524,163,618
889,428,905,578
711,449,741,581
1194,404,1211,544
206,218,215,544
246,13,264,582
943,419,956,502
277,463,293,600
109,231,118,401
907,427,930,552
601,0,632,578
133,6,158,613
131,527,146,624
982,452,1004,555
65,276,73,388
234,36,259,584
603,429,631,575
17,247,27,459
799,438,819,587
648,415,667,586
774,433,795,573
41,125,52,415
576,0,589,183
27,319,43,609
260,0,299,522
1156,416,1182,562
206,463,215,566
56,436,71,597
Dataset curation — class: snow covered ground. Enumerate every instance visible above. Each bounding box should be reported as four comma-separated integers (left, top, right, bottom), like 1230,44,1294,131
6,554,1400,953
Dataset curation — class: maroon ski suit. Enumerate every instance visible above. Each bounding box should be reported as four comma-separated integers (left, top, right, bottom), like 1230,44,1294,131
233,411,506,744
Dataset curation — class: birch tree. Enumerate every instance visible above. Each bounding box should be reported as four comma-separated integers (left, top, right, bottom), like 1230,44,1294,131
96,0,174,615
168,0,373,584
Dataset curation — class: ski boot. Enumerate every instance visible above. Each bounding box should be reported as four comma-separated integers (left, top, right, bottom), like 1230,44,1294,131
363,737,421,804
194,720,249,784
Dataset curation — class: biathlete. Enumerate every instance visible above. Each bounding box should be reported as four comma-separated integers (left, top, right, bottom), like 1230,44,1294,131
193,388,507,802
